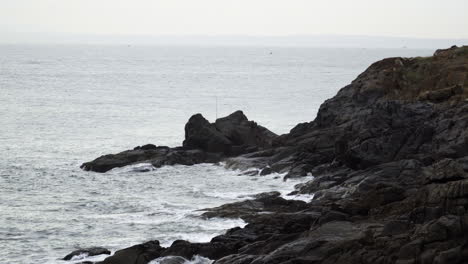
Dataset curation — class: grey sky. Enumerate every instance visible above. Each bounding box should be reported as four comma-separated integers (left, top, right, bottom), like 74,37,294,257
1,0,467,40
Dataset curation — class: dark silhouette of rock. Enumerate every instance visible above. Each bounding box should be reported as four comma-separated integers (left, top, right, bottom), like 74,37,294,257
99,241,163,264
76,46,468,264
183,110,277,155
183,113,233,153
214,111,277,151
81,111,277,173
63,247,111,260
201,191,308,221
150,256,187,264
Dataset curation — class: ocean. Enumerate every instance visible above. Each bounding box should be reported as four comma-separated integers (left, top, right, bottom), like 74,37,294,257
0,45,433,263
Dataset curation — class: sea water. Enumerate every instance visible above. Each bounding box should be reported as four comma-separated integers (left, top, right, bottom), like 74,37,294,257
0,45,432,263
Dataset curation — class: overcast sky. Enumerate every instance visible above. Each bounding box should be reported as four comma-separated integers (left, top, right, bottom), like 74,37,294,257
1,0,467,42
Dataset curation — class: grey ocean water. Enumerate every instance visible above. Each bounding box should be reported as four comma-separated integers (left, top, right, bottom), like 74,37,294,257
0,45,432,263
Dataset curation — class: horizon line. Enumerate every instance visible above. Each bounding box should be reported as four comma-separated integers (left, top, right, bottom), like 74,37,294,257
2,31,468,40
1,32,467,49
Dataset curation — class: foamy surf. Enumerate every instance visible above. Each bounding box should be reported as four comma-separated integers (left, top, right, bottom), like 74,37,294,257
1,45,432,263
149,255,213,264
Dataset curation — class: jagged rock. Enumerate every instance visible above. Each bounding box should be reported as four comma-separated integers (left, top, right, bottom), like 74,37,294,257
150,256,187,264
183,113,233,153
184,111,277,155
99,241,162,264
212,46,468,263
134,144,159,150
82,111,277,173
214,111,277,151
224,156,269,171
201,191,307,221
259,167,272,176
78,46,468,264
160,240,238,260
80,147,220,173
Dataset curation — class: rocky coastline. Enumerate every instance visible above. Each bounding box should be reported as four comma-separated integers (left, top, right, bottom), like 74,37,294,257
72,46,468,264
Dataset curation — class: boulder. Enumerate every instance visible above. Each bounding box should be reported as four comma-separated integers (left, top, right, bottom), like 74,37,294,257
183,111,277,155
82,111,277,173
99,241,163,264
201,191,308,221
183,113,233,153
214,111,277,150
80,147,220,173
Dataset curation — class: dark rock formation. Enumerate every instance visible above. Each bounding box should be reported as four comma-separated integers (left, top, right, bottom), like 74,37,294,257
182,113,233,154
63,247,111,260
181,110,278,156
75,46,468,264
210,45,468,264
201,191,308,221
81,111,277,173
80,146,221,173
99,241,163,264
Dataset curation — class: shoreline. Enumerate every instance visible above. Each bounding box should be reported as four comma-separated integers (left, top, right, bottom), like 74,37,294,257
68,45,468,264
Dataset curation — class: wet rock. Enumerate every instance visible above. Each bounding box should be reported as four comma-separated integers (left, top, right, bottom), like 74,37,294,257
183,113,233,154
161,240,238,260
82,111,277,173
150,256,187,264
214,111,277,150
80,46,468,264
99,241,163,264
80,147,220,173
239,170,259,176
204,46,468,263
201,191,307,221
259,167,272,176
251,191,281,199
63,247,111,260
224,156,269,172
134,144,159,151
283,164,311,180
183,111,277,156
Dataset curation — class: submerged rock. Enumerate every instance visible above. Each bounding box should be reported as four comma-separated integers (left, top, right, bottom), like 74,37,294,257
63,247,111,261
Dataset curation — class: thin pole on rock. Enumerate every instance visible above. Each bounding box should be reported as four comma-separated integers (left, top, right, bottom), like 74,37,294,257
215,95,218,120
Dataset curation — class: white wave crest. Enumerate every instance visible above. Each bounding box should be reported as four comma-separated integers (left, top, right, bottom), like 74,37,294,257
149,255,213,264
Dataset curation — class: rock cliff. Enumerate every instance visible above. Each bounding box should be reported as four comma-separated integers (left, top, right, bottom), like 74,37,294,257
75,46,468,264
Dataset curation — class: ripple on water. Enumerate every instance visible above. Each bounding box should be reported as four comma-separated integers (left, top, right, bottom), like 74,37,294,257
1,161,312,263
1,46,432,263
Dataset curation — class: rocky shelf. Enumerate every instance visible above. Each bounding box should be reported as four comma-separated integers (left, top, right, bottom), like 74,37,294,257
73,45,468,264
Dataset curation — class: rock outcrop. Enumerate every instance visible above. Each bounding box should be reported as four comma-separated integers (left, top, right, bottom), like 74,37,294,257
63,247,111,261
80,146,221,173
75,46,468,264
80,111,277,173
200,191,308,221
183,110,277,155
